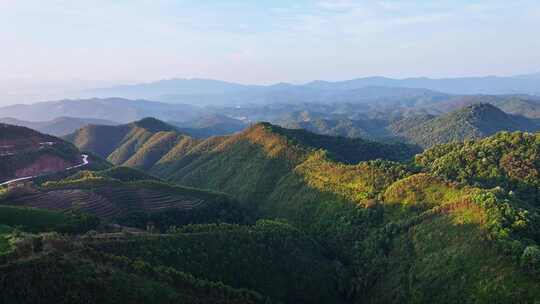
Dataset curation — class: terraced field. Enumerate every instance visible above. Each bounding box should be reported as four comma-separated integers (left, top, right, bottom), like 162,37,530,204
8,190,114,218
5,185,209,219
138,188,205,212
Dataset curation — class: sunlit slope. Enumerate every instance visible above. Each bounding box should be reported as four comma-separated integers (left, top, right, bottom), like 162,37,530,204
65,117,189,167
151,122,418,201
153,127,540,303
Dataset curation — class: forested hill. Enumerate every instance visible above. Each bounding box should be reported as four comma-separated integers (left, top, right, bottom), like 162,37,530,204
394,103,539,148
151,128,540,303
64,117,193,169
66,119,420,169
251,122,419,163
3,118,540,302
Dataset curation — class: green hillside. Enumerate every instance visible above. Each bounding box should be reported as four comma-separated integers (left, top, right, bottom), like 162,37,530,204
150,122,418,205
67,119,418,180
282,117,391,139
92,220,342,303
0,171,340,303
387,113,436,135
64,117,188,167
416,131,540,205
0,248,269,304
432,95,540,119
171,113,247,138
0,205,99,233
277,102,540,148
6,117,540,303
1,168,250,231
396,103,539,148
148,126,540,303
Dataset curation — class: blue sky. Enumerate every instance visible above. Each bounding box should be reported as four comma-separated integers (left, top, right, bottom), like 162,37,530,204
0,0,539,100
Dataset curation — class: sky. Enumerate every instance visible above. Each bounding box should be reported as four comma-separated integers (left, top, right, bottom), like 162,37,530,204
1,0,540,103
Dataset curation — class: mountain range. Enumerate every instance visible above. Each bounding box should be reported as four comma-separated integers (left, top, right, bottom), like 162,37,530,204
0,117,118,136
61,118,540,302
2,72,540,303
1,116,540,303
169,114,247,138
84,73,540,106
394,103,539,147
65,118,418,170
0,98,201,123
2,94,539,149
280,103,540,147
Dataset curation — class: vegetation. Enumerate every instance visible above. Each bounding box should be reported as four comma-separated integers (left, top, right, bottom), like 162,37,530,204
0,205,99,233
282,117,391,140
92,220,343,303
2,169,251,230
172,113,247,138
0,224,13,256
146,125,540,303
67,120,419,174
64,117,187,166
276,102,540,148
68,166,159,182
0,249,270,304
432,94,540,119
264,123,419,163
396,103,539,148
4,116,540,303
416,131,540,204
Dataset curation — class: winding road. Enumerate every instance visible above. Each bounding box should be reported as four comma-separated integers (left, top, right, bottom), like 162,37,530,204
0,154,89,187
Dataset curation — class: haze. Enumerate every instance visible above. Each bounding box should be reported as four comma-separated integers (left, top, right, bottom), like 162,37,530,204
1,0,540,104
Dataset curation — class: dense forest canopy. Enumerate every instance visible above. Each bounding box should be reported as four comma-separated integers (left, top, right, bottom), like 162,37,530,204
1,117,540,303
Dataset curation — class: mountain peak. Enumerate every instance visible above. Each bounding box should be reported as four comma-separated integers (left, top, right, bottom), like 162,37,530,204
131,117,177,132
401,103,538,148
459,103,508,120
463,102,501,112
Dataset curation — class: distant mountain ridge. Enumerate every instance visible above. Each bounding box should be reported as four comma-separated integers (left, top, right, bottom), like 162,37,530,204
0,117,118,136
279,103,540,148
86,80,451,106
170,114,247,138
0,98,202,123
305,73,540,95
425,95,540,118
84,73,540,105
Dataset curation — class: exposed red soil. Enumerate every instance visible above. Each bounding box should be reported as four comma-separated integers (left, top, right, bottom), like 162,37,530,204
14,154,74,178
